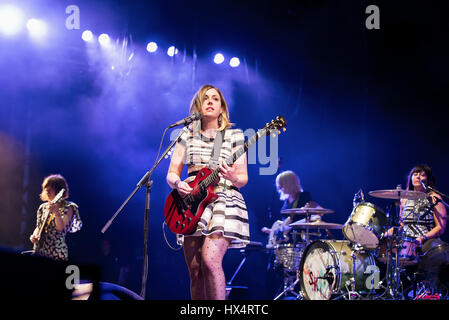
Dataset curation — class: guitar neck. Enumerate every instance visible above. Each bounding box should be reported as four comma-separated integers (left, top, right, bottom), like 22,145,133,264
35,189,65,241
201,128,266,188
36,211,50,241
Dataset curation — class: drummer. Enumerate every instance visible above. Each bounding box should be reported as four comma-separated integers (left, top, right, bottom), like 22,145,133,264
262,170,327,241
385,165,446,243
276,170,322,220
262,170,325,298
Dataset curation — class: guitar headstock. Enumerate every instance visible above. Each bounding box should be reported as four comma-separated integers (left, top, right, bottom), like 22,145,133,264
51,188,65,204
263,116,287,136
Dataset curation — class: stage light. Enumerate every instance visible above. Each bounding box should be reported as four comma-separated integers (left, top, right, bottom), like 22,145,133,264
146,42,158,53
0,5,24,36
213,53,225,64
167,46,179,57
81,30,94,42
229,57,240,68
26,19,47,38
98,33,110,46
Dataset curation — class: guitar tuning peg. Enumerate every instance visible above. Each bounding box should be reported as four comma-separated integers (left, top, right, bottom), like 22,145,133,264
283,128,286,132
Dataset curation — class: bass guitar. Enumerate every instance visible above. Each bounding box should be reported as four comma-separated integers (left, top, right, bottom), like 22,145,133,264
164,116,287,235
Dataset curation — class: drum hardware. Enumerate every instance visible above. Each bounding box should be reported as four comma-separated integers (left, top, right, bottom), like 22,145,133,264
289,221,344,230
376,192,417,299
272,242,306,300
336,186,426,300
273,270,303,300
363,185,429,299
368,186,427,201
334,243,366,300
268,209,338,300
281,207,335,215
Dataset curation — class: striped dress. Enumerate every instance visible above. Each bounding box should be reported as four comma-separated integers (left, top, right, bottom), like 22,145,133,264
401,197,435,239
177,127,250,248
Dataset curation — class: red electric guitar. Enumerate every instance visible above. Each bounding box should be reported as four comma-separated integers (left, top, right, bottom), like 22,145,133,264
164,116,287,235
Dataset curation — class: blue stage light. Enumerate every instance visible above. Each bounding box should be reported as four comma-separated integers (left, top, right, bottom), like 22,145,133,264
98,33,110,46
0,5,24,36
229,57,240,68
26,19,47,38
146,42,158,53
167,46,179,57
81,30,94,42
214,53,225,64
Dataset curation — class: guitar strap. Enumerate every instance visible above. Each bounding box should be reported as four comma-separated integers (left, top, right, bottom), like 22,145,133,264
208,129,226,169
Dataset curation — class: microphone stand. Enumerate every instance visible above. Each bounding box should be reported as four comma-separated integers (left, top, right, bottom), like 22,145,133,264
426,185,449,209
101,127,185,299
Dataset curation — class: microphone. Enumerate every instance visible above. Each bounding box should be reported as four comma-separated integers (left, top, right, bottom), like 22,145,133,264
420,179,428,191
168,112,201,128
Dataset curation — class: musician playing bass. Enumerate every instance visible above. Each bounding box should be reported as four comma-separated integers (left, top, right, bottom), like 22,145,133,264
166,84,249,300
29,174,82,261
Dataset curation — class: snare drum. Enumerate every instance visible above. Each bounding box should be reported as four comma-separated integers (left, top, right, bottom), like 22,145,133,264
343,202,387,250
300,240,379,300
274,243,305,272
377,237,419,266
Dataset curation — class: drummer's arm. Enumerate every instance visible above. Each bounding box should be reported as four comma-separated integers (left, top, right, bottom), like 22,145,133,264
417,194,447,244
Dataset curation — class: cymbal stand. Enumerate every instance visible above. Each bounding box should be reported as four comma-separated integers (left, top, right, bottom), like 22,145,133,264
351,244,363,299
336,243,363,300
274,268,302,300
387,199,404,299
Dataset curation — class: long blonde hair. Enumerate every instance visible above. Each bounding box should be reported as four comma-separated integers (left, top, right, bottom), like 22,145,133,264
275,170,303,196
189,84,232,131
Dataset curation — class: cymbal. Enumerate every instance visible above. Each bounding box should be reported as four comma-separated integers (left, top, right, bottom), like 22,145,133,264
369,188,427,200
281,207,335,215
289,220,343,230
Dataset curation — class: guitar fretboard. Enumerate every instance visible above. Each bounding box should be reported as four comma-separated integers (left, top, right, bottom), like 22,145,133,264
197,128,266,190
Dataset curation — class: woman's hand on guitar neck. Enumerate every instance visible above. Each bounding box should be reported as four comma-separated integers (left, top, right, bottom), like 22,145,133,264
48,202,60,216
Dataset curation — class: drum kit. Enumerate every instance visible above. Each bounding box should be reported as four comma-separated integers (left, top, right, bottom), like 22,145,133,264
267,186,449,300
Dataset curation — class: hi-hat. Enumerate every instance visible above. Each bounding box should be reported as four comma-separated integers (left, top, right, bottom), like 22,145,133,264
281,207,334,215
369,188,427,200
289,221,343,230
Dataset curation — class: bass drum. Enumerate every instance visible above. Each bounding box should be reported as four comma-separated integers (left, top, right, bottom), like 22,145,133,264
300,240,379,300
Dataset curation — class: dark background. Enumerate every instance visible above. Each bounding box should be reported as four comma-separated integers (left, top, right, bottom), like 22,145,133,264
0,0,448,299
